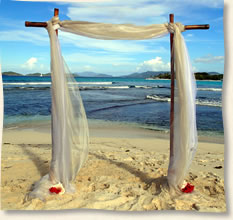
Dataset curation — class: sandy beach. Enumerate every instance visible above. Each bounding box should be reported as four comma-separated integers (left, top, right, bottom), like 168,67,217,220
1,120,226,212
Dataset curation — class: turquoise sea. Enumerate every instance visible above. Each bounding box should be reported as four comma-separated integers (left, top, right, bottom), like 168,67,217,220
2,75,223,137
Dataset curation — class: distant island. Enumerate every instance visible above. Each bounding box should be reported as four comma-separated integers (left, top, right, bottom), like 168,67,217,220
2,71,22,76
74,71,113,78
27,73,51,77
2,71,223,80
150,72,223,81
194,72,223,80
2,71,77,77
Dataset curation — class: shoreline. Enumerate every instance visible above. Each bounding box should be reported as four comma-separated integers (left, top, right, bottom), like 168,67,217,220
3,118,224,144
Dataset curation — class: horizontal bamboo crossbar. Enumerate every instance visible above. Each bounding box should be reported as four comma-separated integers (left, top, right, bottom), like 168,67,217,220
25,21,47,27
25,21,210,30
185,24,209,30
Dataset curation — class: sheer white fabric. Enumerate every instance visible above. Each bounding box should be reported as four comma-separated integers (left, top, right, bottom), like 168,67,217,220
28,17,197,199
56,19,197,191
60,21,168,40
49,16,168,40
167,25,197,191
28,21,89,200
47,21,89,189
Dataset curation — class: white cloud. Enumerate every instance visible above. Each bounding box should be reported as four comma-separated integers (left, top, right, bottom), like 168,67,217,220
0,30,48,45
186,34,193,37
59,32,167,53
194,54,224,63
192,66,198,72
63,52,138,74
40,64,45,69
15,0,222,8
63,52,135,65
187,0,223,8
65,0,223,26
83,65,92,70
136,57,170,72
21,57,38,70
67,3,168,24
20,57,49,73
0,24,167,53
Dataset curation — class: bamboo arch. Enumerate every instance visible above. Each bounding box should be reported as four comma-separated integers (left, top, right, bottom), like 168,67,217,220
25,8,210,199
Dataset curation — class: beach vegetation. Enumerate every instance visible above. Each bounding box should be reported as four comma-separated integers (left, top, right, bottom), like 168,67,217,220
151,72,223,80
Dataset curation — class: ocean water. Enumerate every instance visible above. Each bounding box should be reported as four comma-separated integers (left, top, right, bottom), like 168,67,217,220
2,75,223,136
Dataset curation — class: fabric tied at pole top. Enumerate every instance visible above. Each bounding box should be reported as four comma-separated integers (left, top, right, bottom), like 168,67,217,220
165,22,185,33
27,16,197,200
51,16,60,30
50,16,185,39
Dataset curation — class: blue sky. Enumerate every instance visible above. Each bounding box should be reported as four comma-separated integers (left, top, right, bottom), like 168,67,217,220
0,0,224,75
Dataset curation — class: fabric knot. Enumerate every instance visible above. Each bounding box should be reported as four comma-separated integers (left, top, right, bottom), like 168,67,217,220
47,16,61,31
166,22,185,33
51,16,60,25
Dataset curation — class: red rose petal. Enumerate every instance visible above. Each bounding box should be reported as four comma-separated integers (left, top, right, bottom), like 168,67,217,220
49,187,56,193
181,183,194,193
56,187,62,193
49,186,63,194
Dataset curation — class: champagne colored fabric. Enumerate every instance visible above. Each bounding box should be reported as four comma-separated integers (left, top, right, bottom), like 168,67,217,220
167,25,197,191
28,21,89,200
51,16,169,40
60,21,168,40
28,17,197,199
56,19,196,191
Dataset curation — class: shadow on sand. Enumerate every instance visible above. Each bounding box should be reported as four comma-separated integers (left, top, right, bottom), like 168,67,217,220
90,152,169,196
20,144,50,177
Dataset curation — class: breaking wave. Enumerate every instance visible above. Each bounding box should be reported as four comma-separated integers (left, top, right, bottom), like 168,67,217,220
197,88,222,92
146,95,222,107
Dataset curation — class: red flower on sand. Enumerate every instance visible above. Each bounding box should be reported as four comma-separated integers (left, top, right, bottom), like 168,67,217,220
181,183,194,193
49,186,62,194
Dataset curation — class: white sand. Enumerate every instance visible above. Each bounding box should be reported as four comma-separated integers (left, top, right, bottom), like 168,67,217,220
1,122,226,211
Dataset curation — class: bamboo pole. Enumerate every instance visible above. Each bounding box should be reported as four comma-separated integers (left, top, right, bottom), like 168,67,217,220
54,8,59,36
185,24,209,30
25,21,47,27
168,17,209,160
25,8,209,32
24,22,210,30
25,8,59,29
24,10,209,156
169,14,174,159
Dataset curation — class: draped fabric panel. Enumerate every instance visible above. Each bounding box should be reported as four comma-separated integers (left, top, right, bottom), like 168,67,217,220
57,19,197,191
167,25,197,191
28,21,89,200
59,20,168,40
29,17,197,199
47,21,89,190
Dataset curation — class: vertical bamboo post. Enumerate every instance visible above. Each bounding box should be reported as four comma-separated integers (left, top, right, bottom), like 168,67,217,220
169,14,174,159
54,8,59,36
